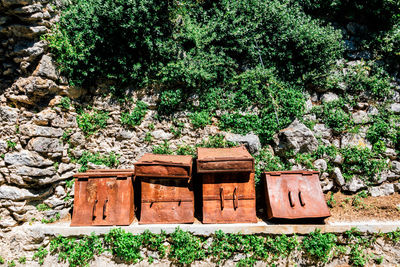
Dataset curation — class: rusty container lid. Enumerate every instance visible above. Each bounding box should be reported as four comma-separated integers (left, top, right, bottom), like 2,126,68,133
264,170,330,220
74,170,135,179
197,146,254,173
134,154,193,178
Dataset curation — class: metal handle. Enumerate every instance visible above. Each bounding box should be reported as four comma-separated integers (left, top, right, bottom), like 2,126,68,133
299,191,305,206
103,199,108,219
288,191,295,207
92,199,98,220
220,187,224,210
233,187,238,210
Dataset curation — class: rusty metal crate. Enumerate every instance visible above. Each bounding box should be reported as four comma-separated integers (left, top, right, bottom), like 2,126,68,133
263,170,331,220
134,154,194,224
197,146,257,224
71,170,135,226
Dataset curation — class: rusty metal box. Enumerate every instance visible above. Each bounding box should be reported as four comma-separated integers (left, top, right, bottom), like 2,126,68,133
197,146,257,224
263,170,331,220
71,170,135,226
134,154,194,224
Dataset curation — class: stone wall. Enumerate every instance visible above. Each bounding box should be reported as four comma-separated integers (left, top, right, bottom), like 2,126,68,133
0,0,399,239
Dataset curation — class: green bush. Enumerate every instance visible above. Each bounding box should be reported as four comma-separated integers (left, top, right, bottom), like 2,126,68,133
120,101,148,127
189,111,212,129
77,108,109,136
152,140,173,155
76,151,119,172
367,109,399,149
104,228,143,263
302,229,337,263
169,227,205,264
157,89,184,115
46,0,171,90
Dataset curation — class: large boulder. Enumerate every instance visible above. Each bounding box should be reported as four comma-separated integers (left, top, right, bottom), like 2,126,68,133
342,177,366,192
369,184,395,197
225,133,261,154
33,54,58,81
273,119,318,155
0,106,19,124
27,137,63,153
4,150,52,167
0,185,52,201
20,124,63,137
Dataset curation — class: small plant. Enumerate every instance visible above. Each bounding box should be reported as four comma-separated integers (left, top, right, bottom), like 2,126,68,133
327,192,336,208
302,229,337,263
36,203,51,212
50,233,104,267
152,140,173,155
65,179,74,188
7,260,15,267
148,123,155,131
77,109,109,136
41,213,61,224
176,145,196,157
76,151,120,172
104,228,143,263
61,130,72,142
58,97,71,109
18,256,26,264
144,132,153,143
120,101,148,127
198,134,236,148
169,227,205,264
190,111,212,129
6,140,16,151
375,255,384,264
33,246,48,265
170,120,184,137
0,256,4,264
158,89,183,115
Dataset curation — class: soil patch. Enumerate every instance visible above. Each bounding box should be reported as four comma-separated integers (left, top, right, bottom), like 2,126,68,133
326,191,400,223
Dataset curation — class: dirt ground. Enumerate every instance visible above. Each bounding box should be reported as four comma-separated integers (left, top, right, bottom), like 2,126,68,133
325,191,400,223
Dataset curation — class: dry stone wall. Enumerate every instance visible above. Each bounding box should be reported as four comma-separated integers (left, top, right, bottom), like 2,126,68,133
0,0,399,231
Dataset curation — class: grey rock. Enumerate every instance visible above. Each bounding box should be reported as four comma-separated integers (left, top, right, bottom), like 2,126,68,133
32,109,57,126
55,186,66,198
390,103,400,114
0,185,52,201
333,167,345,186
273,119,318,155
33,54,58,81
392,161,400,175
313,159,327,171
305,99,313,113
1,0,33,7
313,124,332,139
321,92,339,103
20,124,63,137
367,106,379,116
57,163,75,174
341,133,372,149
69,132,85,146
225,133,261,154
383,148,397,160
44,195,65,208
321,179,334,192
352,110,369,124
27,137,63,153
343,177,366,192
152,130,173,140
4,150,53,167
333,154,344,165
0,106,19,123
369,184,395,197
15,166,55,177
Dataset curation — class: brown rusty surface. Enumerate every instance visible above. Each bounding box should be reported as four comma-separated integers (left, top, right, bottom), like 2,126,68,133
71,171,135,226
197,146,254,173
136,154,194,224
202,172,257,224
264,170,331,220
134,154,192,178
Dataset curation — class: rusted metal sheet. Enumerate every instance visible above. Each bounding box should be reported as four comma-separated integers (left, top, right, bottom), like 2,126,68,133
135,154,194,224
264,170,331,220
197,147,257,224
197,146,254,173
71,170,135,226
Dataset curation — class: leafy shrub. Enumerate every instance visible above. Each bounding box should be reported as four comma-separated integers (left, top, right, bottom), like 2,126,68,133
367,110,399,149
302,229,337,263
33,246,48,265
169,227,205,264
46,0,171,90
104,228,143,263
378,24,400,69
189,111,212,129
341,146,387,182
77,108,109,136
58,97,71,109
120,101,148,127
152,140,173,155
76,151,120,172
198,134,236,148
50,234,104,267
158,89,184,115
36,203,51,211
254,148,285,185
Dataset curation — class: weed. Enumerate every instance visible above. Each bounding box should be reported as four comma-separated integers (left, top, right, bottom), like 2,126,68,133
61,130,72,143
7,260,15,267
144,132,153,143
18,256,26,264
327,192,336,208
190,111,212,129
104,228,143,263
6,140,16,151
33,246,48,265
152,140,173,155
36,203,51,212
77,109,109,136
120,101,148,127
76,151,119,172
170,120,184,137
58,97,71,109
176,145,196,157
198,134,236,148
169,227,205,264
65,179,74,188
302,229,337,263
0,256,3,264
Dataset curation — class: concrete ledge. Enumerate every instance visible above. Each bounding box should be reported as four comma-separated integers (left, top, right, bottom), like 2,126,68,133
26,221,400,237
